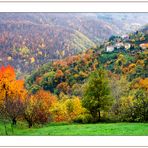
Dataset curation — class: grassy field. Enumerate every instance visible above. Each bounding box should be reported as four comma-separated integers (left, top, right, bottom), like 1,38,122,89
0,122,148,136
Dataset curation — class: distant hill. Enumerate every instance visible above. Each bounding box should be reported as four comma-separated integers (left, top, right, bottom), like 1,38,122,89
25,25,148,95
0,13,148,74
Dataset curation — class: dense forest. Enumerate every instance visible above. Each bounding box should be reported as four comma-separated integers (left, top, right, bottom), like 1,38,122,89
0,13,148,75
0,26,147,131
25,27,148,123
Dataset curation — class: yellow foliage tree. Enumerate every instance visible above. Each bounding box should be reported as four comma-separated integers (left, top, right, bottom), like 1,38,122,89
51,95,85,122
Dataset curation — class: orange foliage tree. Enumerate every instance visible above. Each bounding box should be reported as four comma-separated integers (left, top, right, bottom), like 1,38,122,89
132,78,148,92
56,82,70,94
24,89,57,128
0,65,26,125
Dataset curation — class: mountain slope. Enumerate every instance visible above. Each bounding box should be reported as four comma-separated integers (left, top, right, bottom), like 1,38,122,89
0,13,148,74
25,26,148,95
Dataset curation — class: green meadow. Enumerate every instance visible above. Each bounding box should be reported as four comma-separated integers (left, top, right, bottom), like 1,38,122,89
0,122,148,136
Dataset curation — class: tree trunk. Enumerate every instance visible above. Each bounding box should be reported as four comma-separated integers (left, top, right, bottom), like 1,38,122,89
98,111,101,121
28,121,33,128
12,118,17,125
91,111,97,122
25,116,33,128
3,120,8,135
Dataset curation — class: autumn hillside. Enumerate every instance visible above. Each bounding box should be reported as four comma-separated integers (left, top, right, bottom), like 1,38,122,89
0,13,148,135
0,13,148,75
26,26,148,96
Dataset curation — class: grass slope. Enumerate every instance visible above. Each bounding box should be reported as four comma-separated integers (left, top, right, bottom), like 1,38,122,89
0,122,148,136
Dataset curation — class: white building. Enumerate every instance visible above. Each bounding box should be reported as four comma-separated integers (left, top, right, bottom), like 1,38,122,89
124,43,131,50
106,46,114,52
115,42,124,49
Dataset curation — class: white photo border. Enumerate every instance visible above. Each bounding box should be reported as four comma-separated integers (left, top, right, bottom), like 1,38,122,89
0,0,147,147
0,1,148,12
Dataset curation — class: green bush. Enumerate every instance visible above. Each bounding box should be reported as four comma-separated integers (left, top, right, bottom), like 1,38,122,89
73,114,93,124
